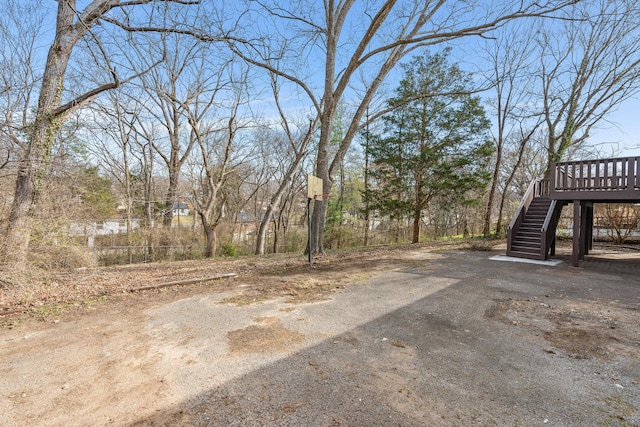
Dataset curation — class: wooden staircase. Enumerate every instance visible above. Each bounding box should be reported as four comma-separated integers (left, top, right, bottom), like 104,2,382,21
507,157,640,266
508,197,552,259
507,178,563,261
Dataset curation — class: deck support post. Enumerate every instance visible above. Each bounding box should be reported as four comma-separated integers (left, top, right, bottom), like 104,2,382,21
572,200,581,267
572,201,593,267
579,202,588,259
586,204,594,254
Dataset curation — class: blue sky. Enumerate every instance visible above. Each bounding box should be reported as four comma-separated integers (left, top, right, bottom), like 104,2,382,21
12,0,640,160
589,99,640,156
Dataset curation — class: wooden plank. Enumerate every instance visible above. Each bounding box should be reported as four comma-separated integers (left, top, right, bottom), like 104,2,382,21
129,273,237,292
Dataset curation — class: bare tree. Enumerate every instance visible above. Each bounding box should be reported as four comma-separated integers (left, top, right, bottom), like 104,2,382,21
88,90,143,262
225,0,578,254
129,117,162,259
494,128,548,235
537,0,640,172
253,123,313,255
0,0,216,272
480,23,542,236
254,73,316,255
133,32,213,228
185,64,254,257
0,0,47,215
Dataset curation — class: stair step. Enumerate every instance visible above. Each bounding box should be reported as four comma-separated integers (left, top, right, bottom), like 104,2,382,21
512,245,541,252
512,239,541,247
507,192,559,262
523,220,545,225
510,245,541,252
519,226,542,232
521,220,543,225
515,237,541,244
510,248,541,259
507,250,546,260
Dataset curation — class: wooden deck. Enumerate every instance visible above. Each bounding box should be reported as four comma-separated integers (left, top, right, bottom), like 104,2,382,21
550,156,640,202
508,156,640,267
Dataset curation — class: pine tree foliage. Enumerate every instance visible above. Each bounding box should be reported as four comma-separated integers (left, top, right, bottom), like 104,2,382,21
362,50,494,243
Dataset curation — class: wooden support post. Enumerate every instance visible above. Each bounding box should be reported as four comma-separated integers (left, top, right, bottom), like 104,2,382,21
572,200,580,267
579,201,588,261
586,204,594,253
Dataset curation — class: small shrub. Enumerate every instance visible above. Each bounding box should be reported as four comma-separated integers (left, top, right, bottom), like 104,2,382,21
220,243,246,257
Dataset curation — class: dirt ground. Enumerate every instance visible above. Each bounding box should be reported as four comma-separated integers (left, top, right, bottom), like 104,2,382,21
1,242,639,426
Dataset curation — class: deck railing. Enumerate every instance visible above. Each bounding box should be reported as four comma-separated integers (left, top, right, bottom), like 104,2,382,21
550,156,640,200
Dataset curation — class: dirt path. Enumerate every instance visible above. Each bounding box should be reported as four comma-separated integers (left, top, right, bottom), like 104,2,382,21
1,246,639,426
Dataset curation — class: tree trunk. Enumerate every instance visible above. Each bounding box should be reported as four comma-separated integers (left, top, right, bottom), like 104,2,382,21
255,128,312,255
164,157,180,227
363,124,371,246
3,159,37,270
1,1,75,270
310,112,335,254
200,213,217,258
496,140,529,236
412,210,421,244
272,218,279,254
483,148,502,237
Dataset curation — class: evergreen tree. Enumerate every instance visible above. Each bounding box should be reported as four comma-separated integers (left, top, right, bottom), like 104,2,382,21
75,166,116,221
363,50,493,243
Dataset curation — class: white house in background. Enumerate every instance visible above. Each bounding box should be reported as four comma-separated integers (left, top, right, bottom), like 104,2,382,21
173,202,190,217
69,219,142,237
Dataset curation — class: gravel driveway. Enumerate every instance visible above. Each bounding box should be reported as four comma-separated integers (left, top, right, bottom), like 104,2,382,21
2,248,639,426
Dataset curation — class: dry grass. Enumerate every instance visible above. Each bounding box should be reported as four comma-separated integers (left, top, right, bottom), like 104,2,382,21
1,240,478,326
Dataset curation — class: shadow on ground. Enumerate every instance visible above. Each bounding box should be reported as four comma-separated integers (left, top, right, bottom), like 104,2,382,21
132,250,640,426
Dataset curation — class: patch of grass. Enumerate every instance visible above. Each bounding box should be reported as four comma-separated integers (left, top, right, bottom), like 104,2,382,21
599,395,638,426
33,303,72,320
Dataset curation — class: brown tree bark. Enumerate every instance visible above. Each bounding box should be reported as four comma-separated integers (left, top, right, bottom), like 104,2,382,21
1,0,207,271
2,1,77,270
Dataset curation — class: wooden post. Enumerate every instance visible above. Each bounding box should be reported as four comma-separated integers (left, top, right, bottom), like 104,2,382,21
572,200,580,267
307,197,312,264
586,204,594,253
579,201,588,260
631,157,635,189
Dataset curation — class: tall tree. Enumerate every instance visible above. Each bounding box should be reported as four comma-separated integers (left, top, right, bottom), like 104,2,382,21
254,74,317,256
0,0,47,212
0,0,213,272
363,52,493,244
88,90,144,263
187,76,253,258
480,23,542,236
225,0,579,254
134,32,212,227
